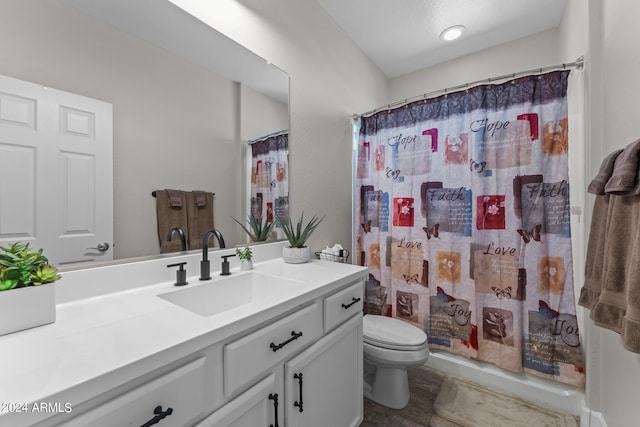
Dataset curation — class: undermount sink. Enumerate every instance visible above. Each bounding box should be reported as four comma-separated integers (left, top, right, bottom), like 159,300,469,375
157,271,304,316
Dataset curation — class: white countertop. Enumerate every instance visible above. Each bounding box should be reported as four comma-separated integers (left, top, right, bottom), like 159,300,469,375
0,247,367,425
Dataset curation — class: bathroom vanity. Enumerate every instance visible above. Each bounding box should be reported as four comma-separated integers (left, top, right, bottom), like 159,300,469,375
0,243,367,427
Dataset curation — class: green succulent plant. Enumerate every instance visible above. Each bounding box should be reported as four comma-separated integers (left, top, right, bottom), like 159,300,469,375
280,212,324,248
235,246,253,261
0,242,59,291
233,213,275,242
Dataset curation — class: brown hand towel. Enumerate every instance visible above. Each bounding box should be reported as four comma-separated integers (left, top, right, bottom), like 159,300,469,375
155,190,188,253
586,192,640,353
604,138,640,196
193,190,208,207
587,149,623,195
166,189,184,207
186,191,215,250
578,194,610,309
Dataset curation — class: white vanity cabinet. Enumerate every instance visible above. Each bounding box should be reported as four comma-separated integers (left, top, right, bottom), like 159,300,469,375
198,278,364,427
285,314,363,427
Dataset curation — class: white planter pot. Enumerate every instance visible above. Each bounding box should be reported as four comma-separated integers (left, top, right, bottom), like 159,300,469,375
0,284,56,336
240,259,253,271
282,246,310,264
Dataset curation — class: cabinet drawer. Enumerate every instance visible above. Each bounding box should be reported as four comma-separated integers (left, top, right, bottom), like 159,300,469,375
195,374,277,427
63,357,206,427
224,303,321,397
324,280,364,332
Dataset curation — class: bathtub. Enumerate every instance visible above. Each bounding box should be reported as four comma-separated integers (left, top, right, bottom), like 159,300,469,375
425,350,585,416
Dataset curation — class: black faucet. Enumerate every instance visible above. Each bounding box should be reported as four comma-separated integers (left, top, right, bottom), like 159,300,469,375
167,226,187,251
200,229,226,280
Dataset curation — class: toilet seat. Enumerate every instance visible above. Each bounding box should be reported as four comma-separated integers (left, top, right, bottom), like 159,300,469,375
363,315,427,351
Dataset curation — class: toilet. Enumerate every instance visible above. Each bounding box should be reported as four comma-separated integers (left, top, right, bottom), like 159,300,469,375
363,314,429,409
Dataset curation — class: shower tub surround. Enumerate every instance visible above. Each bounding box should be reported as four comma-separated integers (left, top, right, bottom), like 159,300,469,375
0,241,367,426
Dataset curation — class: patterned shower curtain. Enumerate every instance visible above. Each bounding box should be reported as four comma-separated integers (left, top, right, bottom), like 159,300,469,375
355,71,584,387
250,132,289,240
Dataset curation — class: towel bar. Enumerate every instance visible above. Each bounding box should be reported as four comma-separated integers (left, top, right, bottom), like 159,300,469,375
151,191,215,197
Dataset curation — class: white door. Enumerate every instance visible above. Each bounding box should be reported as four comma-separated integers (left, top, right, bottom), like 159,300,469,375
285,314,363,427
0,74,113,265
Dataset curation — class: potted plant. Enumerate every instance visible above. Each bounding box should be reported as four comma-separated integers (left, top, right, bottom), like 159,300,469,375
236,246,253,271
280,212,324,264
0,242,59,335
233,212,275,242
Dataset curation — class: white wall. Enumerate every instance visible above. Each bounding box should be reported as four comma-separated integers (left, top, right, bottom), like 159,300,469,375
241,86,288,143
390,29,559,102
576,0,640,426
170,0,389,253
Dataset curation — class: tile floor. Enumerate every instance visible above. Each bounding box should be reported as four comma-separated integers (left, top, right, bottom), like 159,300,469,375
361,366,445,427
360,366,578,427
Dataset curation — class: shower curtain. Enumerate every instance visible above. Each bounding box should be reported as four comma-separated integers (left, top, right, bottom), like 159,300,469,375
250,132,289,240
355,71,584,387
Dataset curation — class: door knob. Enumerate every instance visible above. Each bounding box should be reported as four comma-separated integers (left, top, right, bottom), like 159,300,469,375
87,242,110,252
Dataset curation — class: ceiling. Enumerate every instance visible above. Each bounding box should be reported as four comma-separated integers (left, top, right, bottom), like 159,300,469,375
316,0,567,78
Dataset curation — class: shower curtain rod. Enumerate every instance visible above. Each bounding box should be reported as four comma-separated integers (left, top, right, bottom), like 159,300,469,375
353,56,584,119
248,129,288,144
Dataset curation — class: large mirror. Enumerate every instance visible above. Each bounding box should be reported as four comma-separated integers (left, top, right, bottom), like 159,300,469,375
0,0,289,267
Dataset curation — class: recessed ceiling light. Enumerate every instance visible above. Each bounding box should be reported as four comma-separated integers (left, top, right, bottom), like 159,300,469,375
440,25,466,41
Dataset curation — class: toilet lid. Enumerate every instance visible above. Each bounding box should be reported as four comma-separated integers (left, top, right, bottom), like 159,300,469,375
363,315,427,350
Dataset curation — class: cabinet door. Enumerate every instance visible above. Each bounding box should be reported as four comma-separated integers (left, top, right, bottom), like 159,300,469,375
284,314,363,427
196,373,282,427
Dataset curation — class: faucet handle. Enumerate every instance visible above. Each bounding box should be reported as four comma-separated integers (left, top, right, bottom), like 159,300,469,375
167,262,188,286
220,254,236,276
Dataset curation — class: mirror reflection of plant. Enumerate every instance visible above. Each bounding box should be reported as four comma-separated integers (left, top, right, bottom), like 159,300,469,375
236,246,253,261
280,212,324,248
233,213,275,242
0,243,60,291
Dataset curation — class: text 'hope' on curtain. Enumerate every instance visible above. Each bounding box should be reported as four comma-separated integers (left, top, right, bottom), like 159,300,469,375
354,70,584,387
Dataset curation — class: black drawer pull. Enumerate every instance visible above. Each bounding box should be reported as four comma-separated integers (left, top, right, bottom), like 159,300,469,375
270,331,303,352
268,393,279,427
293,373,304,413
140,405,173,427
341,297,361,309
